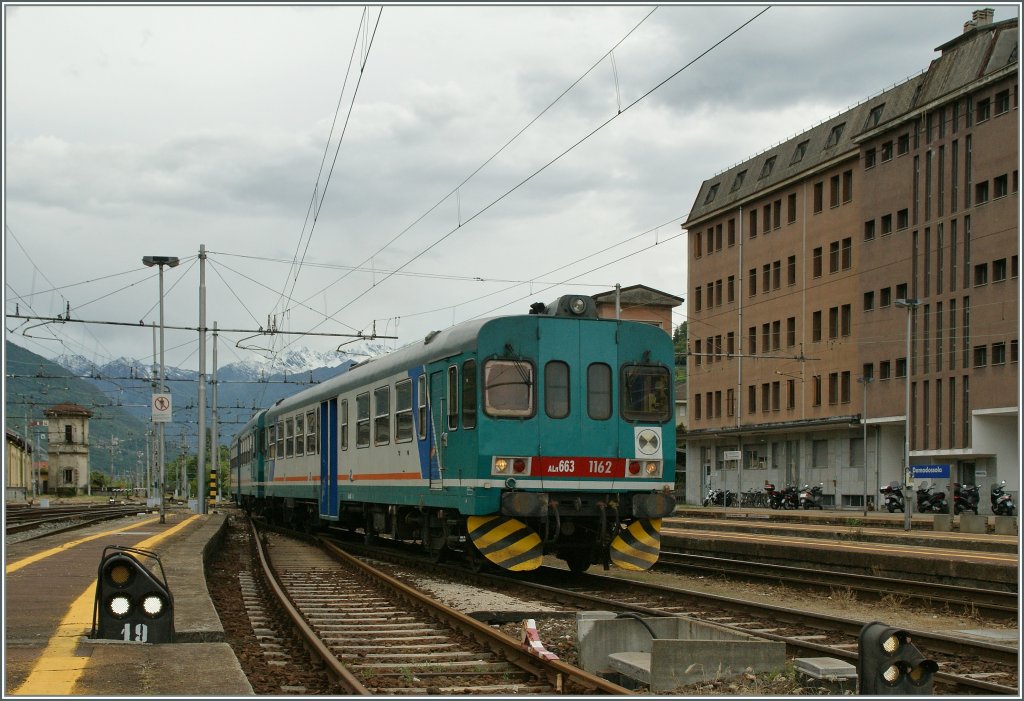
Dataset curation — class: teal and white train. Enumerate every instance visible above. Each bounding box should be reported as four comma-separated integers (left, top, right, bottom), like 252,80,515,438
229,295,676,573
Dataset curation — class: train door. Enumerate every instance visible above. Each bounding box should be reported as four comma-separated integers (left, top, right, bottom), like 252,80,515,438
319,398,338,519
428,370,446,489
538,319,618,458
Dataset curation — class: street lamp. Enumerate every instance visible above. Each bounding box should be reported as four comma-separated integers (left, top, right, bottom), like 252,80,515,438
143,255,179,524
895,298,920,532
858,375,874,516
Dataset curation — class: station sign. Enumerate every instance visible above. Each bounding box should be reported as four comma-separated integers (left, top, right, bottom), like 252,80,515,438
723,450,741,461
911,463,950,479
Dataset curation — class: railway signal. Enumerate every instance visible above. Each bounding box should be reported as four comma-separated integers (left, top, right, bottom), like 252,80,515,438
92,546,174,643
857,621,936,695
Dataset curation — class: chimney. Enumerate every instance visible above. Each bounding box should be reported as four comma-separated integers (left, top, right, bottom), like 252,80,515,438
973,7,994,26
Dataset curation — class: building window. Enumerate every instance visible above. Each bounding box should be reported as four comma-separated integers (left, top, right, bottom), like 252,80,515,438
841,237,852,270
728,218,736,246
975,181,989,204
813,182,823,213
880,287,892,307
830,175,840,208
995,89,1010,114
762,383,770,413
731,170,747,192
880,360,891,380
829,306,839,339
976,96,991,122
787,193,797,223
694,230,702,258
864,219,875,241
841,371,851,404
726,388,735,417
1012,340,1019,363
842,170,853,202
895,357,907,378
791,140,809,164
994,174,1008,198
772,260,781,290
773,199,782,229
863,362,874,381
812,375,822,406
748,385,757,414
992,342,1006,365
787,255,796,285
763,204,771,233
974,263,988,286
772,320,781,350
828,372,839,404
703,183,719,204
812,310,822,342
787,317,796,347
895,282,908,300
864,290,875,311
865,103,885,129
787,379,796,409
993,258,1007,282
727,331,735,356
694,339,702,366
865,148,877,169
813,247,822,277
749,268,757,296
973,345,988,367
760,156,776,179
896,134,909,156
727,275,735,303
694,286,702,312
829,241,840,273
896,209,909,230
749,209,758,237
748,326,756,355
881,214,893,235
825,122,845,148
1013,255,1018,278
715,279,723,306
841,304,852,336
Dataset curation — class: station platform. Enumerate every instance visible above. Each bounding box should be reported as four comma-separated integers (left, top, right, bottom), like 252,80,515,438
5,508,253,696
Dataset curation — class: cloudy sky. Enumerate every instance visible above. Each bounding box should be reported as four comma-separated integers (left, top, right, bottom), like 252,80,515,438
4,2,1010,372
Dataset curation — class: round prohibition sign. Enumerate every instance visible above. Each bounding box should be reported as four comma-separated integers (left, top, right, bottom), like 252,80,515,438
153,396,170,412
636,429,660,455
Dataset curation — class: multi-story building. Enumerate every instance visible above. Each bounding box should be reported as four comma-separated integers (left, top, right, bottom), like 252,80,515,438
43,402,93,495
681,9,1018,509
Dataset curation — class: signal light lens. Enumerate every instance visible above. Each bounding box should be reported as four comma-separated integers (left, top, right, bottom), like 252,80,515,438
494,458,509,473
513,459,526,473
108,562,134,587
882,664,900,683
108,595,131,617
882,633,900,653
629,461,641,475
645,461,658,475
142,594,165,617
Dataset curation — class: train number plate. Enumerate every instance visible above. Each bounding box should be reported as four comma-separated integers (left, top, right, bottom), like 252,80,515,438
531,457,625,478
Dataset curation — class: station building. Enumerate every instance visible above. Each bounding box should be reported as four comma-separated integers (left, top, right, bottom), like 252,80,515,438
681,9,1018,509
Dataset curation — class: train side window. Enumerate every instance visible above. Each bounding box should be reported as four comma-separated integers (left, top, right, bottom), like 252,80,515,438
306,410,317,454
395,379,413,442
417,375,427,440
587,363,612,420
356,393,370,448
276,420,284,458
483,359,535,417
340,399,349,450
374,386,391,446
447,366,459,430
294,413,305,457
621,364,672,423
266,425,276,460
462,360,477,429
545,361,570,419
285,417,294,458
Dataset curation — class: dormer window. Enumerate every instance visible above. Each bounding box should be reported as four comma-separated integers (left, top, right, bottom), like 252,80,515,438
864,104,885,129
825,123,845,148
703,183,720,204
730,170,746,192
759,156,777,179
791,140,809,165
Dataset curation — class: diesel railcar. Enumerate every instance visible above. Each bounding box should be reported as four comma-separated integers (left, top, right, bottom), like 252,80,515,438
229,295,676,573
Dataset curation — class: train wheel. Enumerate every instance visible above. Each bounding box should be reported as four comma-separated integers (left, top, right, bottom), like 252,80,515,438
564,551,592,574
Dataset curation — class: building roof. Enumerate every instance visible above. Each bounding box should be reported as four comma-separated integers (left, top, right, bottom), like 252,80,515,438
42,402,93,418
684,14,1018,228
592,284,684,308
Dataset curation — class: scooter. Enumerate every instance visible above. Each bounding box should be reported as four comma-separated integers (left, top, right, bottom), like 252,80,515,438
779,484,800,510
880,482,905,513
951,483,979,515
799,483,824,509
766,483,783,510
915,482,948,513
991,480,1016,516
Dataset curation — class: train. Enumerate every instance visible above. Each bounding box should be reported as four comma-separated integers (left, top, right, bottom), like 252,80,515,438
229,294,676,573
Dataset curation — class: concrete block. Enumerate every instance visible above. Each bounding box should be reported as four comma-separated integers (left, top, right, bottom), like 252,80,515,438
577,614,785,693
932,514,953,531
993,516,1018,535
794,657,857,695
959,513,988,534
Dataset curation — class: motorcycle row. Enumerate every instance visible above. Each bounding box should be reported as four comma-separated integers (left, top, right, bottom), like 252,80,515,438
703,483,826,510
879,479,1016,516
704,480,1016,516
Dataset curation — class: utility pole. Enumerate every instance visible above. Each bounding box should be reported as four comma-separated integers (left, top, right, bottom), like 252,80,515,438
211,321,220,505
197,244,207,515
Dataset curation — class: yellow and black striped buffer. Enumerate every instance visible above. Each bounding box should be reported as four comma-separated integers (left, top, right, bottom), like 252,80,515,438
466,515,543,571
609,518,662,571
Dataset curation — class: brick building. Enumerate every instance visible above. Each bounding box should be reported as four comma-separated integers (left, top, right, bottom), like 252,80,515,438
681,9,1018,508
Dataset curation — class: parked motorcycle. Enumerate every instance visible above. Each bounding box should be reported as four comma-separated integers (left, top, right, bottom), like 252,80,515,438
991,480,1016,516
880,482,905,513
766,483,783,510
703,487,735,507
779,484,800,510
915,482,948,513
799,483,825,509
951,483,980,515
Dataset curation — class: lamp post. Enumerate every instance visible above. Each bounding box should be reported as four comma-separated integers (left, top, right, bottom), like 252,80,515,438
895,298,920,532
143,255,179,524
858,375,874,516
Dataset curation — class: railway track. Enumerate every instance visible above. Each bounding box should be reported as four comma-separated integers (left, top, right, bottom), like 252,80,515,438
656,550,1019,620
5,503,153,540
332,537,1019,695
251,521,632,695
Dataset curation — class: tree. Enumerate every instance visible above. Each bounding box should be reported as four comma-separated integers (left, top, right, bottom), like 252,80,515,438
672,322,688,381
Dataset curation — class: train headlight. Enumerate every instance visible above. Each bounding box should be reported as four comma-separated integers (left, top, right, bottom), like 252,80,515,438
569,297,587,315
644,461,659,475
494,458,509,473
